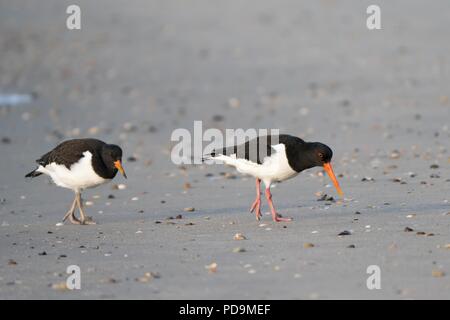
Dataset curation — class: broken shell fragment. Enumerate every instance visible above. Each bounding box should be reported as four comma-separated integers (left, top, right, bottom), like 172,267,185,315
233,233,246,240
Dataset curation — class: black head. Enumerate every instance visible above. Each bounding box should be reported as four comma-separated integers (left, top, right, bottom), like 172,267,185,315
307,142,333,166
101,144,127,178
305,142,342,197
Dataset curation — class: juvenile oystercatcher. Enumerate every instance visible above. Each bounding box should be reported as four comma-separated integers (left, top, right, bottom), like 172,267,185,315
25,139,127,225
204,134,343,222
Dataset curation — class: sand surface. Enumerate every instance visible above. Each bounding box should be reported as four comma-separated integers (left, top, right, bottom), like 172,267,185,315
0,0,449,299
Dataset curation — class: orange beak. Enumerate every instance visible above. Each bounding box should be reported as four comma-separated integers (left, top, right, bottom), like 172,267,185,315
323,162,343,197
114,160,127,179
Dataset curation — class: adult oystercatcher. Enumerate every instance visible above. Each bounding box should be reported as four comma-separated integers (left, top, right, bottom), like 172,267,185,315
25,139,127,225
204,134,343,222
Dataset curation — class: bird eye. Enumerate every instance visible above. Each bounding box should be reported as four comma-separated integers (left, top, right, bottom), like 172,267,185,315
318,152,324,159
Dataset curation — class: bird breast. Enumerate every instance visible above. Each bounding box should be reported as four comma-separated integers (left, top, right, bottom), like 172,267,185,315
37,151,109,191
215,144,298,185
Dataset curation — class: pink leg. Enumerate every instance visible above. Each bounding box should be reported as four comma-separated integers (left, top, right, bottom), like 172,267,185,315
249,179,262,220
265,187,292,222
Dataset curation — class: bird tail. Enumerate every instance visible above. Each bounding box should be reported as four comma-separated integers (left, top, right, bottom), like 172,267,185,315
25,168,42,178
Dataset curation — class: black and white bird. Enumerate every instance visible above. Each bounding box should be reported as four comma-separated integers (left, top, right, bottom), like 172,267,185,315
25,139,127,225
204,134,343,222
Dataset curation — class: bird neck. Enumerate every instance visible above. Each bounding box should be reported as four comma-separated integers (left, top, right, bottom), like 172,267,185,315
93,150,117,179
286,142,316,173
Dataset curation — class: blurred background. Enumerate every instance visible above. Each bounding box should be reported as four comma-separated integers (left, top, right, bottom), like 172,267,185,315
1,0,449,210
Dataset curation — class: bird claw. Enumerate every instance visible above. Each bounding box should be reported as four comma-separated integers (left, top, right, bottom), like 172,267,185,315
81,216,96,225
250,199,262,220
272,214,293,223
68,216,82,225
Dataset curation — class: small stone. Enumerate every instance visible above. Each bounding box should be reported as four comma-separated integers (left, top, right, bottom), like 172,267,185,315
51,282,68,291
183,183,192,190
303,243,315,248
317,194,334,202
432,270,445,278
347,244,356,248
224,173,237,179
8,259,17,266
38,251,47,256
338,230,351,236
206,262,218,273
1,137,11,144
136,272,160,282
145,272,160,279
228,98,240,109
233,233,246,240
404,227,414,232
87,126,100,135
212,114,224,122
232,247,246,253
390,150,401,159
136,276,150,283
123,122,137,133
430,164,439,169
183,207,195,212
175,214,183,219
259,223,268,227
101,278,119,284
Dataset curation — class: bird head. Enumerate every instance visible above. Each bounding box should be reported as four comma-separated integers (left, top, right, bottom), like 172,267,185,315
102,144,127,179
309,142,343,197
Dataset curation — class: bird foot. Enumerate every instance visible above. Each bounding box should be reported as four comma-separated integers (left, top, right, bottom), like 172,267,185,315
272,213,293,223
68,215,82,225
81,216,96,225
250,199,262,220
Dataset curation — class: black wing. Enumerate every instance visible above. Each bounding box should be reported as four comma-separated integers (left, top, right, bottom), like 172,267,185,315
209,134,302,164
36,139,106,169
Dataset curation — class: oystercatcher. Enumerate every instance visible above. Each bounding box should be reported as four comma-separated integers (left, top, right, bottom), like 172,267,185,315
25,139,127,225
204,134,343,222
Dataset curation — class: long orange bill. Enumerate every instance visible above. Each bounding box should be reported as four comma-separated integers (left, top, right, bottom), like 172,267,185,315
114,160,127,179
323,162,343,197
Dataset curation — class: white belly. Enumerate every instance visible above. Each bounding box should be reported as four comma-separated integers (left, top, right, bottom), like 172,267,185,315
213,144,298,187
37,151,108,191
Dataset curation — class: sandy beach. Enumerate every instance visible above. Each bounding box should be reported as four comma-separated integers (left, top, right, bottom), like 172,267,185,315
0,0,449,299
